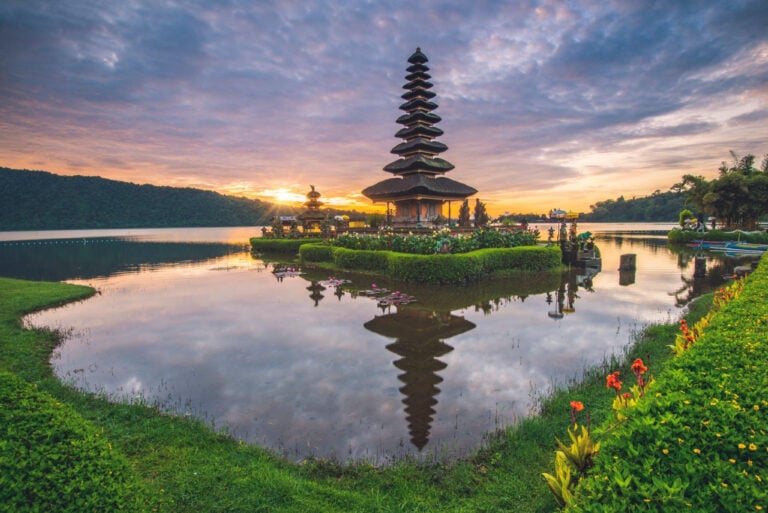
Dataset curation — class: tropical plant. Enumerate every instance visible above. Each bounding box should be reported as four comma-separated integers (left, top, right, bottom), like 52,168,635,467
542,401,600,508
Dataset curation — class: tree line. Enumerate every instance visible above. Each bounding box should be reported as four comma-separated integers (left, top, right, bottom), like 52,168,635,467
498,192,687,223
579,191,686,222
1,167,276,230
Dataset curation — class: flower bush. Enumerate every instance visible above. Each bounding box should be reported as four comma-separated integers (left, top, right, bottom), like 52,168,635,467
671,278,745,356
606,359,655,422
566,268,767,512
332,227,539,255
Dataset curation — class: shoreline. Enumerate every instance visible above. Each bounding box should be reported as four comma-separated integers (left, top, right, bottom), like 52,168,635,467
1,274,718,511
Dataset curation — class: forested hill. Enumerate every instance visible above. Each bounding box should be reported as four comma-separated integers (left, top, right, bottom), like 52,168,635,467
579,190,686,222
1,167,280,230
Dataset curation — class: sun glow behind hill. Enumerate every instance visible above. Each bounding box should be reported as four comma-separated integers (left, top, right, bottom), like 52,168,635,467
247,186,380,212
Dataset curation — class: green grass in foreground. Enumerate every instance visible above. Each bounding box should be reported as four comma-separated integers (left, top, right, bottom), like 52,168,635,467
0,275,717,512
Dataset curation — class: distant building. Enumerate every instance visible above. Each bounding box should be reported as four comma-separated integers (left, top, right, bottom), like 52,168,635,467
549,209,567,220
549,209,579,221
362,48,477,226
278,215,297,225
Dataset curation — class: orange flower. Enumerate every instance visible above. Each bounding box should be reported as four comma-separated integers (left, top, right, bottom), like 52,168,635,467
570,401,585,412
631,358,647,375
606,371,622,392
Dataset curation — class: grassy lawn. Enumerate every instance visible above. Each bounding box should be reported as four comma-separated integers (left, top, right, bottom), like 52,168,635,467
0,272,738,512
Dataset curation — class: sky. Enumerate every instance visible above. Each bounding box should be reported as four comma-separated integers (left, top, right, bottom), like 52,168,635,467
1,0,767,216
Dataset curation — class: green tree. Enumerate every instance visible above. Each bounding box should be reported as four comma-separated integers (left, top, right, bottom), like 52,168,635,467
677,152,768,230
675,174,710,214
367,213,385,229
474,199,490,228
458,199,471,227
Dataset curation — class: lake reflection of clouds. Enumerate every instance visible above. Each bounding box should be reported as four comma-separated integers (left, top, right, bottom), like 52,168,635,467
25,234,737,463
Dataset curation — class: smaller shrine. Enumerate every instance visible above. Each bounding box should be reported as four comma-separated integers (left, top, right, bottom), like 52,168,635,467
297,185,327,233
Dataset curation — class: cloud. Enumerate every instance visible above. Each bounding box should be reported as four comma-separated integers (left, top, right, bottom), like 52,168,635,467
1,0,767,213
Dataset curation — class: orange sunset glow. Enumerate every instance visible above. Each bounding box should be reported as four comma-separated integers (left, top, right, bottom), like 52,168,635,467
2,2,767,216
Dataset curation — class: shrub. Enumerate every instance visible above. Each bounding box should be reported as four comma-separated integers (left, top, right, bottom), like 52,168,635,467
250,238,324,254
0,372,145,512
667,229,768,244
296,241,561,284
478,246,562,273
387,252,485,284
332,247,389,271
568,262,768,512
298,243,333,263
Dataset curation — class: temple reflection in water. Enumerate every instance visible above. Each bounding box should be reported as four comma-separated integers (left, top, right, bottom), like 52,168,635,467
364,308,475,450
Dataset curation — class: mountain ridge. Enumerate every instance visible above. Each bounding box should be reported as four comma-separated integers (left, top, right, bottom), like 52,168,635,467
1,167,281,230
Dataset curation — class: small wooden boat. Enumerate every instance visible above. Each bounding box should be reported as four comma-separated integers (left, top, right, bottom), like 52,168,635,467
719,242,768,255
687,240,726,250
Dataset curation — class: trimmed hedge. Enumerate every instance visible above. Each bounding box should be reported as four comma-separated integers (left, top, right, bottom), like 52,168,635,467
388,252,484,284
333,247,390,271
0,372,145,512
298,242,333,263
299,243,561,284
250,237,324,254
478,246,563,272
668,228,768,244
569,259,768,512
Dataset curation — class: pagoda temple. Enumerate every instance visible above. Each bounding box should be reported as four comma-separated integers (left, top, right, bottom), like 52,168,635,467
362,48,477,226
297,185,326,232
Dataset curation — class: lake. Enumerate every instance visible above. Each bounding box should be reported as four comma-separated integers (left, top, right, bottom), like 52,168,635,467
2,223,751,464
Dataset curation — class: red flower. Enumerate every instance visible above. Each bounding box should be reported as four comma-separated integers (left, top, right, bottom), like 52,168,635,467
631,358,647,375
569,400,585,425
606,371,622,392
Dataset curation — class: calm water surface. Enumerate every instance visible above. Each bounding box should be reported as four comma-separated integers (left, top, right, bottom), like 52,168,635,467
4,224,750,463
